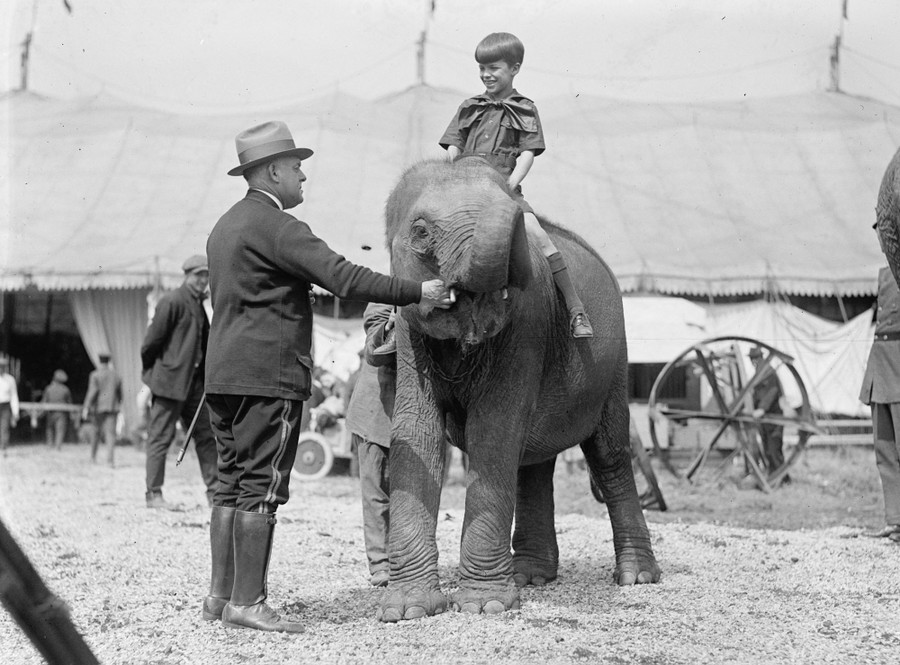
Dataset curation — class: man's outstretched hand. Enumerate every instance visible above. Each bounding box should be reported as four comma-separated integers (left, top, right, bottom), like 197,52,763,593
420,279,455,309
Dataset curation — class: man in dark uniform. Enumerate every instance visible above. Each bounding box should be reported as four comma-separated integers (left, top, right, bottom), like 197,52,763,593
202,120,451,633
141,255,218,508
749,346,787,483
859,266,900,543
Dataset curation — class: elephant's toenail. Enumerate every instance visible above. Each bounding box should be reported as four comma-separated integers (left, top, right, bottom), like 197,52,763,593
380,608,401,623
513,573,528,587
461,602,481,614
483,600,505,614
404,606,427,620
532,576,547,586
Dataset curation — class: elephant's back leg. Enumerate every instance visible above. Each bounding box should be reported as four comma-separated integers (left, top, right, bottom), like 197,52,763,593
512,457,559,587
580,361,661,586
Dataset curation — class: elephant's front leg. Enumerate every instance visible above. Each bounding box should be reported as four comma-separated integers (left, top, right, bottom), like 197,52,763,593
377,380,447,622
450,412,526,615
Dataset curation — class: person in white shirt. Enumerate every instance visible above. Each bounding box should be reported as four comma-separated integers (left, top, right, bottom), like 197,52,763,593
0,356,20,456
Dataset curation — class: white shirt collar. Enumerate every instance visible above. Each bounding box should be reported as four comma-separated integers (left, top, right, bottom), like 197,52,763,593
250,187,283,210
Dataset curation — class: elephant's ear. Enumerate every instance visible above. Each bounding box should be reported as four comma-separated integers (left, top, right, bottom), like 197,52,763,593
508,214,532,290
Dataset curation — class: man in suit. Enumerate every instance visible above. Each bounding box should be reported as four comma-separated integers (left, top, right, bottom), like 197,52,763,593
202,120,452,632
83,352,123,467
859,266,900,543
346,303,395,588
141,254,218,509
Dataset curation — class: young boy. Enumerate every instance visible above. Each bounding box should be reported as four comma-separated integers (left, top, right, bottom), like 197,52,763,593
373,32,592,357
441,31,593,339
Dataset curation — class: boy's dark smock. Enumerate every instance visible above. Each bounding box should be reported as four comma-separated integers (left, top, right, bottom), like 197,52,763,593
205,189,421,511
439,90,545,179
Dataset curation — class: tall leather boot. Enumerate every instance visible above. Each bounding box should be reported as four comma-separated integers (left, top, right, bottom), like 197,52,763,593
221,510,304,633
201,505,236,621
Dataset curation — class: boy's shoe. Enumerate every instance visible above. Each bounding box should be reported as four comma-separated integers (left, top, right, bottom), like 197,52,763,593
370,570,389,587
371,328,396,357
571,312,594,338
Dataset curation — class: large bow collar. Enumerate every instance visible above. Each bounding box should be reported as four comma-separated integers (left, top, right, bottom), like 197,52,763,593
457,93,537,133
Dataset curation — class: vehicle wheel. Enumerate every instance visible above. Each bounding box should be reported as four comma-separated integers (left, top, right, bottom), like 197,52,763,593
291,432,335,481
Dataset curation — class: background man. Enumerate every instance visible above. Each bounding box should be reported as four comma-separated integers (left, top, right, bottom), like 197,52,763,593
202,120,451,632
0,356,19,457
141,254,218,509
859,266,900,543
749,346,787,483
40,369,72,449
83,352,123,467
346,303,395,588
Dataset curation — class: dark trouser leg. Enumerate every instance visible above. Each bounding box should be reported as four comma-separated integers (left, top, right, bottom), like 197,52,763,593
89,416,100,461
762,423,785,471
145,395,181,499
180,378,218,504
54,413,67,448
202,505,236,621
355,434,390,580
221,510,304,632
101,412,117,465
873,403,900,525
0,405,10,454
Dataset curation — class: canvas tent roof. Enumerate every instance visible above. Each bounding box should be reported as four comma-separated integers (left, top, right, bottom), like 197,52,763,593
3,87,898,295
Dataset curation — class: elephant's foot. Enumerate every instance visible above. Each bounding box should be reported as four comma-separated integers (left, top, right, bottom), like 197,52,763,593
377,583,447,623
450,582,521,614
614,549,661,586
512,558,558,588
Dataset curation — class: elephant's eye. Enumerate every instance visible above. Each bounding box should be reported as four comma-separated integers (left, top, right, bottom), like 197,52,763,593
411,220,429,239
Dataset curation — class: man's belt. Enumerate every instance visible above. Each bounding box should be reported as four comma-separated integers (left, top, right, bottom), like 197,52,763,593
874,331,900,342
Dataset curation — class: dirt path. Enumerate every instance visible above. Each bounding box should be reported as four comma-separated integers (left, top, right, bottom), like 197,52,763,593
1,443,899,664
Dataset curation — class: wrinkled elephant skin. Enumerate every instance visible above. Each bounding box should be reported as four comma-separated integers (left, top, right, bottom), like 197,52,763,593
380,157,660,621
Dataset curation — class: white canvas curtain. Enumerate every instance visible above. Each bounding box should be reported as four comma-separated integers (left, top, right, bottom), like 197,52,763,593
69,289,149,433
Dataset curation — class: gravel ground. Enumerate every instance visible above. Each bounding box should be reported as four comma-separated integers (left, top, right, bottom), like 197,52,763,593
1,443,899,665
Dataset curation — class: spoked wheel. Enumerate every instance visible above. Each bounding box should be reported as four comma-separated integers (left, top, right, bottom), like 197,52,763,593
291,432,335,482
590,427,667,511
647,336,820,492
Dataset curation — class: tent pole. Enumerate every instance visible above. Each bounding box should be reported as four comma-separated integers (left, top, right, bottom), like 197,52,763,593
835,288,849,323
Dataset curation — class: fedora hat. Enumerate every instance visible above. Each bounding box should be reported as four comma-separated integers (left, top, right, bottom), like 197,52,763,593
228,121,314,176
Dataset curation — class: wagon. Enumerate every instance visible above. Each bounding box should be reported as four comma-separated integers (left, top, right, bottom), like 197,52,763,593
291,416,355,481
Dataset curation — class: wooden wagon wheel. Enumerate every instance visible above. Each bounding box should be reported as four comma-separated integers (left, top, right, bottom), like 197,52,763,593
647,336,820,492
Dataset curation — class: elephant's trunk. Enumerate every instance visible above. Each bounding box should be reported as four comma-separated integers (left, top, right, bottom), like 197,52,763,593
443,197,532,293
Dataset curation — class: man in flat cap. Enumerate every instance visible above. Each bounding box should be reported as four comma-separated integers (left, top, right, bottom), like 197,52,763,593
202,120,452,632
141,254,218,509
40,369,72,449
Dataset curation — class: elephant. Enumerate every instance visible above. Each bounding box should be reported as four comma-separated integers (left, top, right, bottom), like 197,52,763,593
378,156,660,622
875,147,900,288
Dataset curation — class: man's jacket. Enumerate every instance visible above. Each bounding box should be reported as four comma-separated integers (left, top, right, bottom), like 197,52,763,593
141,283,207,401
84,366,123,413
205,190,420,401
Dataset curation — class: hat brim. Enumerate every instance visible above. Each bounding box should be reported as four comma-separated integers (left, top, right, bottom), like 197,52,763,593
227,147,314,176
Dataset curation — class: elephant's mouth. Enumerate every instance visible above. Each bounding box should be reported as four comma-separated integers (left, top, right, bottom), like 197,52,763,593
417,285,511,348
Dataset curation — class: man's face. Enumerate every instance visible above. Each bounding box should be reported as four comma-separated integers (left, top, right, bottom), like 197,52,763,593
185,270,209,296
479,59,519,99
272,156,307,209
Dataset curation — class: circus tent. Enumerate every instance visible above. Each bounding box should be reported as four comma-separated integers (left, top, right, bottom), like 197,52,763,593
2,86,897,428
